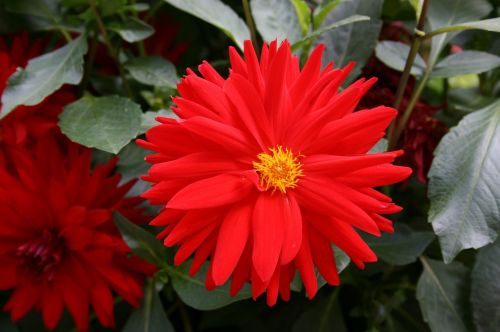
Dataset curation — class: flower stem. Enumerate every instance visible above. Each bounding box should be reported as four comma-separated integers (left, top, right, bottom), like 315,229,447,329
242,0,259,47
387,0,430,149
89,0,133,98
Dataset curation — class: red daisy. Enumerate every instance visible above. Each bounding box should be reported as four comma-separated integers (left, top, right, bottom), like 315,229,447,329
138,40,411,305
0,135,154,331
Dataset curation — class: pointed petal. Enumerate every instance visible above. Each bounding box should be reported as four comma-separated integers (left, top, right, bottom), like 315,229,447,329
280,193,302,264
252,193,285,282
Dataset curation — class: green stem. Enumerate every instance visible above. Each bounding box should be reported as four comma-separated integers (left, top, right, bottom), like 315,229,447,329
144,0,164,23
59,28,72,42
89,0,133,98
177,296,193,332
318,288,340,332
242,0,259,47
78,33,98,96
387,0,430,149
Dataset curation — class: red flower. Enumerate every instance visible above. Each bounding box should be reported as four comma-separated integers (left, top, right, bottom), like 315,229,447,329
0,136,154,331
139,40,411,305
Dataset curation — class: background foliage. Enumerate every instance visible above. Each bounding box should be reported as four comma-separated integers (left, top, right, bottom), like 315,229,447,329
1,0,500,331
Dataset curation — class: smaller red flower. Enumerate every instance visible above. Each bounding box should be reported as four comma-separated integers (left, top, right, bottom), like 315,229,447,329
0,136,154,331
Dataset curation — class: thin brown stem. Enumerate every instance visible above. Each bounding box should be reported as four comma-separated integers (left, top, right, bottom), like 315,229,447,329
387,0,431,149
89,0,133,98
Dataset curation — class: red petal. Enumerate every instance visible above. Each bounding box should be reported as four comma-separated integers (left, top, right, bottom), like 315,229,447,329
295,222,317,299
212,199,253,286
167,173,254,210
252,193,285,282
41,286,64,330
336,165,413,187
280,193,302,264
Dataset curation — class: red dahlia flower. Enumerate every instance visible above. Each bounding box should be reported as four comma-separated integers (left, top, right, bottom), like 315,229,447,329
139,40,411,305
0,136,154,331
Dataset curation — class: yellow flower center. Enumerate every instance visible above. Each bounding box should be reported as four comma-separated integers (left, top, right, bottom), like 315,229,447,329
253,146,304,193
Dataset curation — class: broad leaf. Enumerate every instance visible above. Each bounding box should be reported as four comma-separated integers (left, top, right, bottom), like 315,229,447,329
428,99,500,263
116,143,150,182
122,280,175,332
417,257,471,332
163,0,250,50
125,56,178,88
250,0,302,43
375,41,426,76
4,0,59,21
59,95,142,154
140,109,177,134
113,212,168,266
111,17,154,43
364,224,434,266
292,15,370,51
427,0,492,64
0,36,87,118
430,17,500,37
316,0,383,81
470,239,500,332
166,261,252,310
431,51,500,78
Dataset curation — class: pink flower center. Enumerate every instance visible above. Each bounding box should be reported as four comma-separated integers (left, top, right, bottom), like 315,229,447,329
17,229,65,280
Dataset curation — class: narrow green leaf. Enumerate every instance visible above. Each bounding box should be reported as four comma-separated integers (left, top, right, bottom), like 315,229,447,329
316,0,383,81
113,212,167,266
163,0,250,50
364,224,434,266
122,279,174,332
291,0,311,36
165,261,252,310
292,15,370,51
111,17,154,43
0,36,87,119
125,56,178,88
417,257,471,332
431,51,500,78
471,239,500,332
250,0,302,43
293,290,347,332
428,99,500,263
375,41,426,76
428,17,500,39
312,0,342,30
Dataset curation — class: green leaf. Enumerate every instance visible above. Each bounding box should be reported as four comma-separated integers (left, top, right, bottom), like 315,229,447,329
426,0,492,64
369,138,388,153
428,99,500,263
292,15,370,51
316,0,383,81
116,142,150,182
59,95,142,154
291,0,311,36
312,0,343,30
431,51,500,78
416,257,471,332
5,0,59,21
293,290,347,332
364,224,434,266
163,0,250,50
165,261,252,310
0,36,87,119
375,41,426,76
125,56,178,88
428,17,500,38
250,0,302,43
111,17,154,43
0,313,19,332
98,0,127,17
140,109,177,134
122,279,174,332
471,239,500,332
113,212,168,266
